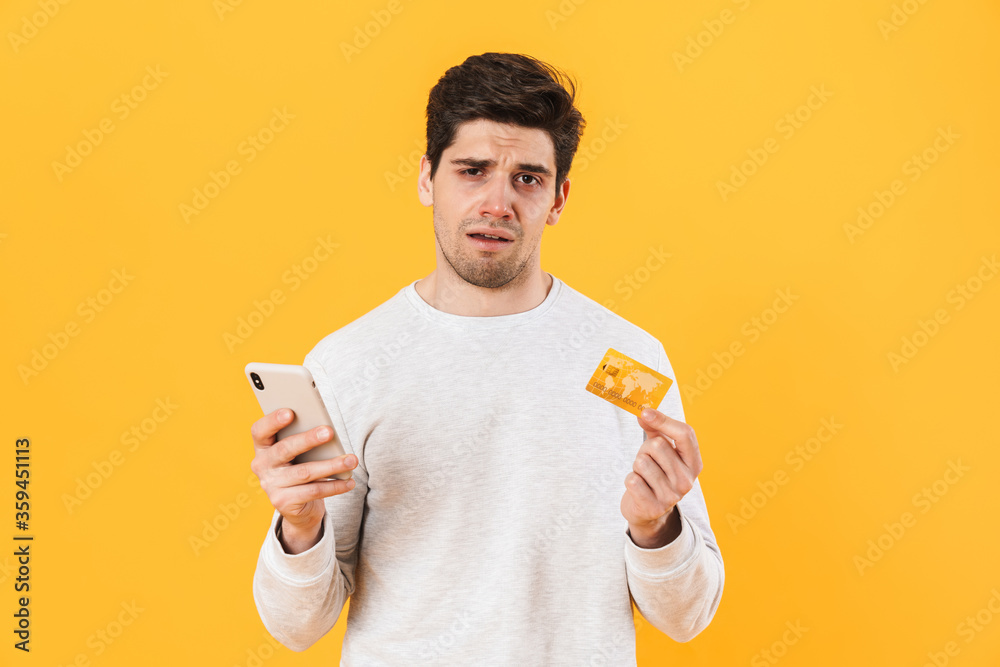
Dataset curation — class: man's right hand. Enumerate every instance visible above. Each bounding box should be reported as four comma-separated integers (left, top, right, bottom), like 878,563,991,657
250,408,358,554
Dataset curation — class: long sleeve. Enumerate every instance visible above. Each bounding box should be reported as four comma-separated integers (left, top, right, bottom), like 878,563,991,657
248,276,725,663
622,341,725,642
251,353,369,651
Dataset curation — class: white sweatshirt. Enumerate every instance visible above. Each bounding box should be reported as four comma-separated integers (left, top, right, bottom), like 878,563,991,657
252,272,725,666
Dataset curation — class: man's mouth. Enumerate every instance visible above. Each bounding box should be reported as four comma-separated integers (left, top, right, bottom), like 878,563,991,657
468,233,512,242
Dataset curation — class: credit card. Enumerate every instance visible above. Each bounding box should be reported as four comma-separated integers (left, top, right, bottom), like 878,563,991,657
585,347,673,417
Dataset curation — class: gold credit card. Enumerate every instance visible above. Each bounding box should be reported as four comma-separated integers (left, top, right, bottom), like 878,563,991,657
585,347,673,417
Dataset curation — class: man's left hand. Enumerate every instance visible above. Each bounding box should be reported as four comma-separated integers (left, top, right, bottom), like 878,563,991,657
621,407,703,549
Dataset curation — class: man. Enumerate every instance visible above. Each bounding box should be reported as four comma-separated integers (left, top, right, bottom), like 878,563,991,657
251,52,724,665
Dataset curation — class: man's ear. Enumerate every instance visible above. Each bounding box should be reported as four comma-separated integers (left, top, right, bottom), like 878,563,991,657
417,155,434,207
546,178,571,226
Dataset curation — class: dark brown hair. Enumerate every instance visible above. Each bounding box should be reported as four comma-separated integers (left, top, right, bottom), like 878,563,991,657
425,52,586,192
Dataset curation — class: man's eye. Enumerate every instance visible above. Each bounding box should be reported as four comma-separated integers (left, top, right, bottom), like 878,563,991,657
517,174,539,185
462,168,482,176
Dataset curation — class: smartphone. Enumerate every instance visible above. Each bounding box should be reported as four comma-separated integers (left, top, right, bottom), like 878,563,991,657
244,362,351,481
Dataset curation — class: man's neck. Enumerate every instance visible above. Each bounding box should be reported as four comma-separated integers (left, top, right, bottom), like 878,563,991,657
414,269,553,317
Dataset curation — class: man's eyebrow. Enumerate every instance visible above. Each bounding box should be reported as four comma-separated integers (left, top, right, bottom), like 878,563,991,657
451,157,553,177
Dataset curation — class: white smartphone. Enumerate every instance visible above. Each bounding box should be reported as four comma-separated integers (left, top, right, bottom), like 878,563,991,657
244,362,351,481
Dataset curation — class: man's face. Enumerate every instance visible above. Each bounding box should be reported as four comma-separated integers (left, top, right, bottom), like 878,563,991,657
417,118,570,290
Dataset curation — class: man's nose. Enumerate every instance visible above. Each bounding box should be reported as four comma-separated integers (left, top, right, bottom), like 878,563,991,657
478,175,514,220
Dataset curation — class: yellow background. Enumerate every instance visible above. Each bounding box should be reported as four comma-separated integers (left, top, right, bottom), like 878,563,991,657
3,0,999,664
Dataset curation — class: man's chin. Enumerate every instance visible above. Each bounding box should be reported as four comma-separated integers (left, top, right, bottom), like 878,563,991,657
455,263,520,290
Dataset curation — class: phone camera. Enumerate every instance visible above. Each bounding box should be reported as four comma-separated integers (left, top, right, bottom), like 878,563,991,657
250,372,264,390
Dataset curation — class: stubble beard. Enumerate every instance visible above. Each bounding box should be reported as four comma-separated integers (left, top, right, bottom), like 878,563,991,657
433,212,539,291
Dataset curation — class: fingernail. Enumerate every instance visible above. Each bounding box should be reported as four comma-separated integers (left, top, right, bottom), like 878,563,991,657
641,408,655,421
